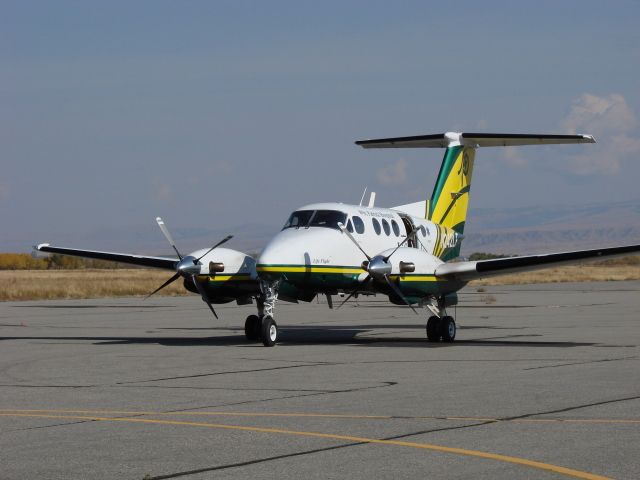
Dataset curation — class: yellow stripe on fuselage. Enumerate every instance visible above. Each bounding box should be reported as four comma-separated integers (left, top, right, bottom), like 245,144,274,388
256,266,364,274
390,275,439,282
203,274,252,282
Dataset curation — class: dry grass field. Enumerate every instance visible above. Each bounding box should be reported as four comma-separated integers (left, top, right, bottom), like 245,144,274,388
0,269,187,301
469,264,640,286
1,259,639,301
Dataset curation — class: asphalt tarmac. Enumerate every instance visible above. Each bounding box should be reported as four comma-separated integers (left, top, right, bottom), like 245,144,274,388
1,282,639,479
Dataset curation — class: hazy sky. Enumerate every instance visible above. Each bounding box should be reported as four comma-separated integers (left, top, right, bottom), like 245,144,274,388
3,0,640,252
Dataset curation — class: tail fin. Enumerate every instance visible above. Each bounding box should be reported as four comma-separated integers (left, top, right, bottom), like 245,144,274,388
426,146,475,234
356,131,595,256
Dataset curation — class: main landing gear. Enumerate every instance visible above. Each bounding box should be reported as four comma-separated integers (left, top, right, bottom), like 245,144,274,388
244,314,279,346
426,315,456,342
245,280,280,347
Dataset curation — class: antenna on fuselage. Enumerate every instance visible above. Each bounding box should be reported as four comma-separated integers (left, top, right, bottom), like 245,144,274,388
359,187,368,206
368,191,376,208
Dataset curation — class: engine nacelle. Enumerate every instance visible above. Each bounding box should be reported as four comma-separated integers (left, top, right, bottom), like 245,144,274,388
373,247,464,300
183,247,259,302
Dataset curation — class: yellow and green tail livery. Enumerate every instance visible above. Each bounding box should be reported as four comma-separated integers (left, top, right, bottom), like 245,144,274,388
426,146,475,235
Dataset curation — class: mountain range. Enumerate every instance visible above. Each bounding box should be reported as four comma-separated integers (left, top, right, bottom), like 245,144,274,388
6,199,640,257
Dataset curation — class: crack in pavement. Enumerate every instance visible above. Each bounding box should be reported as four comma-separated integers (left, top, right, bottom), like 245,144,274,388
501,394,640,421
115,362,337,385
522,356,637,370
142,420,491,479
164,382,399,413
144,441,367,479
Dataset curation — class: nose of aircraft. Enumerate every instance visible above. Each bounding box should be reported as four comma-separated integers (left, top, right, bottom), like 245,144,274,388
256,228,342,281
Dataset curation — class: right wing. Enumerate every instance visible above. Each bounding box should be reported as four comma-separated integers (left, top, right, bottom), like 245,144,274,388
34,244,177,270
435,244,640,281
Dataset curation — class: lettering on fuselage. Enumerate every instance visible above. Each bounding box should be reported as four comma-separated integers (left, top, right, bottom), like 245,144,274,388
313,258,330,264
357,209,395,219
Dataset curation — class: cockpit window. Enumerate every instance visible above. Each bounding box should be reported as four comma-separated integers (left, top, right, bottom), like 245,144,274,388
309,210,347,230
283,210,314,229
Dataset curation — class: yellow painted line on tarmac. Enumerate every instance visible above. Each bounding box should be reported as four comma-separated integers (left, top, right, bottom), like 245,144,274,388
0,411,611,480
2,409,638,424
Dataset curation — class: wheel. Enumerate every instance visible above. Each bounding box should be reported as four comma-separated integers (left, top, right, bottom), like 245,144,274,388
440,316,456,343
426,316,441,342
260,315,278,347
244,315,260,341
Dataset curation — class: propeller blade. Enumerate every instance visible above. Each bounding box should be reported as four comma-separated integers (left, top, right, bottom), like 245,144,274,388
325,293,333,309
191,274,218,319
156,217,182,260
146,272,181,299
337,275,370,309
383,227,418,262
337,222,371,261
384,274,418,315
195,235,233,263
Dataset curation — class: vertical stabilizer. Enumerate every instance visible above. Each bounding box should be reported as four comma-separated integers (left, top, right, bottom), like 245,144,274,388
426,146,475,234
357,131,595,260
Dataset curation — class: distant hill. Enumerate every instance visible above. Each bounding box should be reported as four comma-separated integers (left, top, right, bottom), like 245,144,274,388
7,199,640,257
462,199,640,255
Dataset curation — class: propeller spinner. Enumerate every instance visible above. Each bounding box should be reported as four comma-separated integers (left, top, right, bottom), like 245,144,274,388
147,217,232,319
337,222,418,314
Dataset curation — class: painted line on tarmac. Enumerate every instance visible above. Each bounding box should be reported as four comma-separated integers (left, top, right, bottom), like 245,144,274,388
0,411,611,480
2,408,639,424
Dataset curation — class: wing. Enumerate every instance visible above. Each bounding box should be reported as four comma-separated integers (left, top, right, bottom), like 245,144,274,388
34,243,177,270
435,244,640,281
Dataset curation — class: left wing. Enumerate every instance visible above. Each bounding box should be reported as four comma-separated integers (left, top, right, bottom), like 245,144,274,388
435,244,640,281
34,244,177,270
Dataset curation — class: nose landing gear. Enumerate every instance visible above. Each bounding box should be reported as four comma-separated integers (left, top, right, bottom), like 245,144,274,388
245,280,280,346
426,315,456,342
244,314,279,346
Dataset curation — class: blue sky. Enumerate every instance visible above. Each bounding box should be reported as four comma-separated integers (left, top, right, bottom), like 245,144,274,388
2,1,640,251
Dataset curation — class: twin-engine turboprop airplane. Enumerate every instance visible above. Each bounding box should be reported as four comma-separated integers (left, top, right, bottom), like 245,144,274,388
35,132,640,346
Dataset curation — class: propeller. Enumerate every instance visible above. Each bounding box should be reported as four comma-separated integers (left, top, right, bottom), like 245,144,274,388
147,217,233,319
337,222,418,314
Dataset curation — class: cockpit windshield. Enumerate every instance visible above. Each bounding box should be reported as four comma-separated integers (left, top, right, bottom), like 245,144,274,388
309,210,347,229
283,210,314,229
283,209,347,230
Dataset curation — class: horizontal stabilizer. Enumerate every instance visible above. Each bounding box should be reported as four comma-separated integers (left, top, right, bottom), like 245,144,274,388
435,244,640,281
356,132,595,149
34,244,178,270
391,201,427,218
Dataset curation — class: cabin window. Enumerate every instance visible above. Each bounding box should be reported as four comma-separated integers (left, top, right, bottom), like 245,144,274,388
352,216,365,234
346,219,354,233
308,210,347,230
283,210,314,229
391,219,400,237
372,218,381,235
381,219,391,236
420,225,428,237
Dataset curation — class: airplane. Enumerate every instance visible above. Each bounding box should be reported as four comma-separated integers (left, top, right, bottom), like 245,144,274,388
34,131,640,347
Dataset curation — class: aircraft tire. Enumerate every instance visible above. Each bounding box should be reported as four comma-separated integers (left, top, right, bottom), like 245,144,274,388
261,315,278,347
244,315,260,341
426,316,441,342
440,316,456,343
